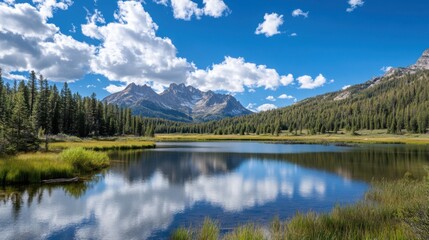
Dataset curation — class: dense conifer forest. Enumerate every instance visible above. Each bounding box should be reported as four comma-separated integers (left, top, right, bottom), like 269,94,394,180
149,70,429,136
0,68,428,153
0,69,156,153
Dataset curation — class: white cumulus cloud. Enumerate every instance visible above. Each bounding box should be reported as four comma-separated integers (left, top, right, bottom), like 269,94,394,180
0,1,94,82
266,96,275,101
186,56,294,92
171,0,203,20
346,0,364,12
82,1,194,88
203,0,229,18
255,13,283,37
246,103,257,112
292,9,308,18
104,84,127,94
153,0,168,6
257,103,277,112
278,94,294,99
342,85,351,90
32,0,73,19
380,66,393,72
297,74,329,89
155,0,229,20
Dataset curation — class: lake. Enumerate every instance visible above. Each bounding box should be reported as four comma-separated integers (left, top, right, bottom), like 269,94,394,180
1,142,428,239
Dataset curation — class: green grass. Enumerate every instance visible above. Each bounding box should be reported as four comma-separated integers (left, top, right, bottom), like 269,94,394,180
49,139,156,151
223,224,265,240
172,172,429,239
156,132,429,145
172,218,220,240
0,148,110,185
60,147,109,173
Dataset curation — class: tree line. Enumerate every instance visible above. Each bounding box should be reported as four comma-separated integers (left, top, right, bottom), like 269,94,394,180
145,70,429,135
1,68,428,154
0,69,155,154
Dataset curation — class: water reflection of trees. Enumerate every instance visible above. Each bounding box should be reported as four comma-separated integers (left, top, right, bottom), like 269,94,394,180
281,145,429,181
0,177,100,217
109,145,429,184
109,150,244,184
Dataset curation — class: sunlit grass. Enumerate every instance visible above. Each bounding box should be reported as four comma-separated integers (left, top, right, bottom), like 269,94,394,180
172,171,429,239
60,147,109,173
223,224,265,240
156,132,429,145
0,152,73,184
49,140,156,151
0,148,110,184
172,218,220,240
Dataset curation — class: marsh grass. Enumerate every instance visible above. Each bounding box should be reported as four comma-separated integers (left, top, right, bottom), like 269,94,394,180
171,227,193,240
0,148,110,184
172,218,220,240
49,140,156,151
223,224,265,240
0,153,73,184
60,147,109,173
172,172,429,239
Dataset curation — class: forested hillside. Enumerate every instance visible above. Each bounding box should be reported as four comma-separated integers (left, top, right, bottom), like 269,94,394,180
148,69,429,135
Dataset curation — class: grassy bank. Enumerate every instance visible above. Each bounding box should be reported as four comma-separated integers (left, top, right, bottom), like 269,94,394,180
0,148,109,185
172,172,429,240
156,132,429,145
49,139,156,151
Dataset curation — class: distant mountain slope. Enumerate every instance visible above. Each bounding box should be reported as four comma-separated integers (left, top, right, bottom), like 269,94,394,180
103,83,252,122
205,49,429,134
152,49,428,135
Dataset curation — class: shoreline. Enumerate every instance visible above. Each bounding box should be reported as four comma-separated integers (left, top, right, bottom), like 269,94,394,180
0,141,156,186
155,133,429,145
172,174,429,239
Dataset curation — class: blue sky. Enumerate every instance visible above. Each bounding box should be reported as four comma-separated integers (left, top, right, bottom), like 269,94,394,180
1,0,428,112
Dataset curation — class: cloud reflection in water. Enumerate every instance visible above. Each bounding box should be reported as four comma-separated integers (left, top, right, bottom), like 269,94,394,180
0,148,367,239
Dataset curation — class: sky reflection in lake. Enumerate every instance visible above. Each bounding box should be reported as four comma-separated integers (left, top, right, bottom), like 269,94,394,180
2,142,427,239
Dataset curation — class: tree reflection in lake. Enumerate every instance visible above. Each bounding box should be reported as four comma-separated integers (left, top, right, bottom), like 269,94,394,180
0,142,427,239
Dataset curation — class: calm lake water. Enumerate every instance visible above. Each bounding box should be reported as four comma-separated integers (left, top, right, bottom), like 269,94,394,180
1,142,428,239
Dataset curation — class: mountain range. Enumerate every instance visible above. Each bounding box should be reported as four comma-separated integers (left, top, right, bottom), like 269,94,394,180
103,83,252,122
127,48,429,136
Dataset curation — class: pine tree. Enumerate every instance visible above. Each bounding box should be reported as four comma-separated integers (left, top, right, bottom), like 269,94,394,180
0,68,6,153
60,82,73,133
28,70,37,114
49,85,61,134
7,81,38,152
33,75,49,131
0,68,4,123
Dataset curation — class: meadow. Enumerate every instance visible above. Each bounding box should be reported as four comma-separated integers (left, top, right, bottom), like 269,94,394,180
49,139,156,151
156,131,429,145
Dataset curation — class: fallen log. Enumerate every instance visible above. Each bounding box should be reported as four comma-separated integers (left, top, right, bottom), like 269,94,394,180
42,177,79,184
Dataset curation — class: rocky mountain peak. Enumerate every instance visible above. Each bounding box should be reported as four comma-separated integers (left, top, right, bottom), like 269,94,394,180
103,83,252,122
124,83,154,93
413,48,429,70
383,49,429,77
167,83,199,93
